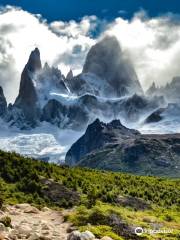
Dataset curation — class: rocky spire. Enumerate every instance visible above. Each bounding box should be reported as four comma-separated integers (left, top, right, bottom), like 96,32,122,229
146,81,157,95
43,62,50,70
83,36,143,97
26,47,42,72
13,48,42,125
0,86,7,116
66,69,73,81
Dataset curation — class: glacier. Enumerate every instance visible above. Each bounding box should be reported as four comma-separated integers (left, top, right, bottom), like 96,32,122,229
0,114,180,164
0,120,83,163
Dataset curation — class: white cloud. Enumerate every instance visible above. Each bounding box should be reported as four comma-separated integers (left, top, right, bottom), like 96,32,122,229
0,6,96,102
1,6,180,103
50,15,98,37
105,11,180,89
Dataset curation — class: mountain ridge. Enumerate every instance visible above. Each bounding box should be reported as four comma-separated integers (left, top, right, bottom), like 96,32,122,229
0,35,180,164
0,36,164,130
65,118,180,177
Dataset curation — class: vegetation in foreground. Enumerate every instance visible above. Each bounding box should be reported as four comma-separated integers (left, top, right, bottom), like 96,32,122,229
0,150,179,239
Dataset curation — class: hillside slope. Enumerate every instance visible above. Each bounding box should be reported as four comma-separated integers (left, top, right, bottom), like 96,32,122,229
0,150,180,239
66,119,180,177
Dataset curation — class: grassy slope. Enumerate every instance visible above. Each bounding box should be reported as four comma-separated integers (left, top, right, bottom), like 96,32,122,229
0,150,179,239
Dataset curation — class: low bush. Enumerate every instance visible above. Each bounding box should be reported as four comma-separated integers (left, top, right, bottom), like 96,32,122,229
0,215,11,227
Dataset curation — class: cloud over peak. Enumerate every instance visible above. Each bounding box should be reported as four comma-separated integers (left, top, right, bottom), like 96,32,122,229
1,6,180,102
106,11,180,89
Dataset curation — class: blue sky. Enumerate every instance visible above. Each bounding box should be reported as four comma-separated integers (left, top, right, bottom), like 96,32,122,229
1,0,180,102
1,0,180,21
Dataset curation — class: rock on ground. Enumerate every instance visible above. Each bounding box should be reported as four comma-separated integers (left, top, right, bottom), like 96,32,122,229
0,204,71,240
0,204,113,240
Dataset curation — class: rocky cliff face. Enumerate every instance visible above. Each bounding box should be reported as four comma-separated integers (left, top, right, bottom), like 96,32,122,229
82,36,143,97
66,69,73,81
65,118,140,166
65,119,180,177
14,48,41,107
35,63,69,105
6,48,42,128
66,36,143,97
0,86,7,117
5,48,70,129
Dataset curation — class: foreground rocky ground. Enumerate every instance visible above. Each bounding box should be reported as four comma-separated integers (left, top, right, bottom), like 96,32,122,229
0,204,112,240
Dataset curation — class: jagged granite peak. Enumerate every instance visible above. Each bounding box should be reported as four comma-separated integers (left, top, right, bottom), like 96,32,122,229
146,82,157,95
0,86,7,116
146,76,180,102
65,118,140,166
27,47,42,72
43,62,50,70
66,69,73,81
82,36,143,97
15,67,38,107
15,47,42,107
11,48,42,127
35,65,69,104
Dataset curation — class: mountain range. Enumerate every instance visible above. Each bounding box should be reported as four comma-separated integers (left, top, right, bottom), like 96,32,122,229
0,35,180,176
0,36,165,130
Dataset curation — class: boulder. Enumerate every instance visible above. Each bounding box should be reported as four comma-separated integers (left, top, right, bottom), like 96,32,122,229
41,221,51,230
115,195,151,210
15,224,32,237
80,231,95,240
68,230,95,240
28,233,41,240
67,231,81,240
24,206,39,214
15,203,31,210
8,229,18,240
0,211,4,216
41,207,50,212
0,222,6,232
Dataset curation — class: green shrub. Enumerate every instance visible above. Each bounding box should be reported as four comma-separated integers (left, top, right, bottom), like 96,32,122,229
0,181,4,209
0,197,3,210
164,214,174,222
80,225,123,240
0,150,179,209
0,215,11,227
88,206,108,225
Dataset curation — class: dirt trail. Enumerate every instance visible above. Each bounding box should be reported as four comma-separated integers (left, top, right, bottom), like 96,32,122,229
1,204,72,240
